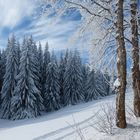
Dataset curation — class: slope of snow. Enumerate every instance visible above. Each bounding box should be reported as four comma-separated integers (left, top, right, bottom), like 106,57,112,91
0,89,140,140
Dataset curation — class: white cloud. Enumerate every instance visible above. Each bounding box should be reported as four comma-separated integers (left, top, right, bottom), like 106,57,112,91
15,15,82,50
0,1,87,52
11,14,78,50
0,0,35,28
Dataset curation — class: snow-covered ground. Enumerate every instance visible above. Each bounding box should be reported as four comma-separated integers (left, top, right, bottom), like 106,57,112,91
0,89,140,140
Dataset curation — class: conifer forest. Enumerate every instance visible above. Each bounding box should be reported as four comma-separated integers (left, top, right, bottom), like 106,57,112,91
0,0,140,140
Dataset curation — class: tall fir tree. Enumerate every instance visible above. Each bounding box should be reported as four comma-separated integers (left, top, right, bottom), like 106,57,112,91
0,35,19,119
102,70,111,95
63,50,84,106
85,69,111,102
85,69,101,101
58,50,69,105
38,42,43,89
42,42,50,94
10,38,43,120
44,52,61,111
59,53,65,104
82,65,89,98
95,71,108,97
30,38,41,94
37,42,44,109
30,38,44,110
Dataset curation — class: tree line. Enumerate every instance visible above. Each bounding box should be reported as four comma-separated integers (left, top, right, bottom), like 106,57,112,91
0,35,114,120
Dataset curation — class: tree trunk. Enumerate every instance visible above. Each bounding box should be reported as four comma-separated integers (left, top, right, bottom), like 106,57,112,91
131,0,140,117
115,0,127,128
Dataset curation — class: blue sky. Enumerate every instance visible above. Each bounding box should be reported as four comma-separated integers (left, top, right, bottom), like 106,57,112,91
0,0,87,52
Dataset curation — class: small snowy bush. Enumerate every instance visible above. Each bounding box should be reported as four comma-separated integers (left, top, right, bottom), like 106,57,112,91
90,103,115,135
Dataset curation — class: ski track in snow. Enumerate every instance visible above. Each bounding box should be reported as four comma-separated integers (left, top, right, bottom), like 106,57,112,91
0,89,139,140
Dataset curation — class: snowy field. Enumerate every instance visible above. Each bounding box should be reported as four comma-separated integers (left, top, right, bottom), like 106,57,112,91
0,89,140,140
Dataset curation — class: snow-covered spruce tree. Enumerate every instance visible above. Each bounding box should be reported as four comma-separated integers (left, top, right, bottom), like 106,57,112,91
102,70,111,95
29,37,44,110
29,38,41,93
42,42,50,94
44,52,61,112
95,71,109,97
0,35,19,119
38,42,43,90
59,53,65,104
85,69,102,102
58,50,69,105
37,42,44,110
10,38,43,120
85,69,111,102
63,50,84,106
82,65,89,98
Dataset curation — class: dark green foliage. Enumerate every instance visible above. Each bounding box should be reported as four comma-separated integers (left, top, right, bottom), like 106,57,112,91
44,53,61,111
10,38,43,120
63,50,84,106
